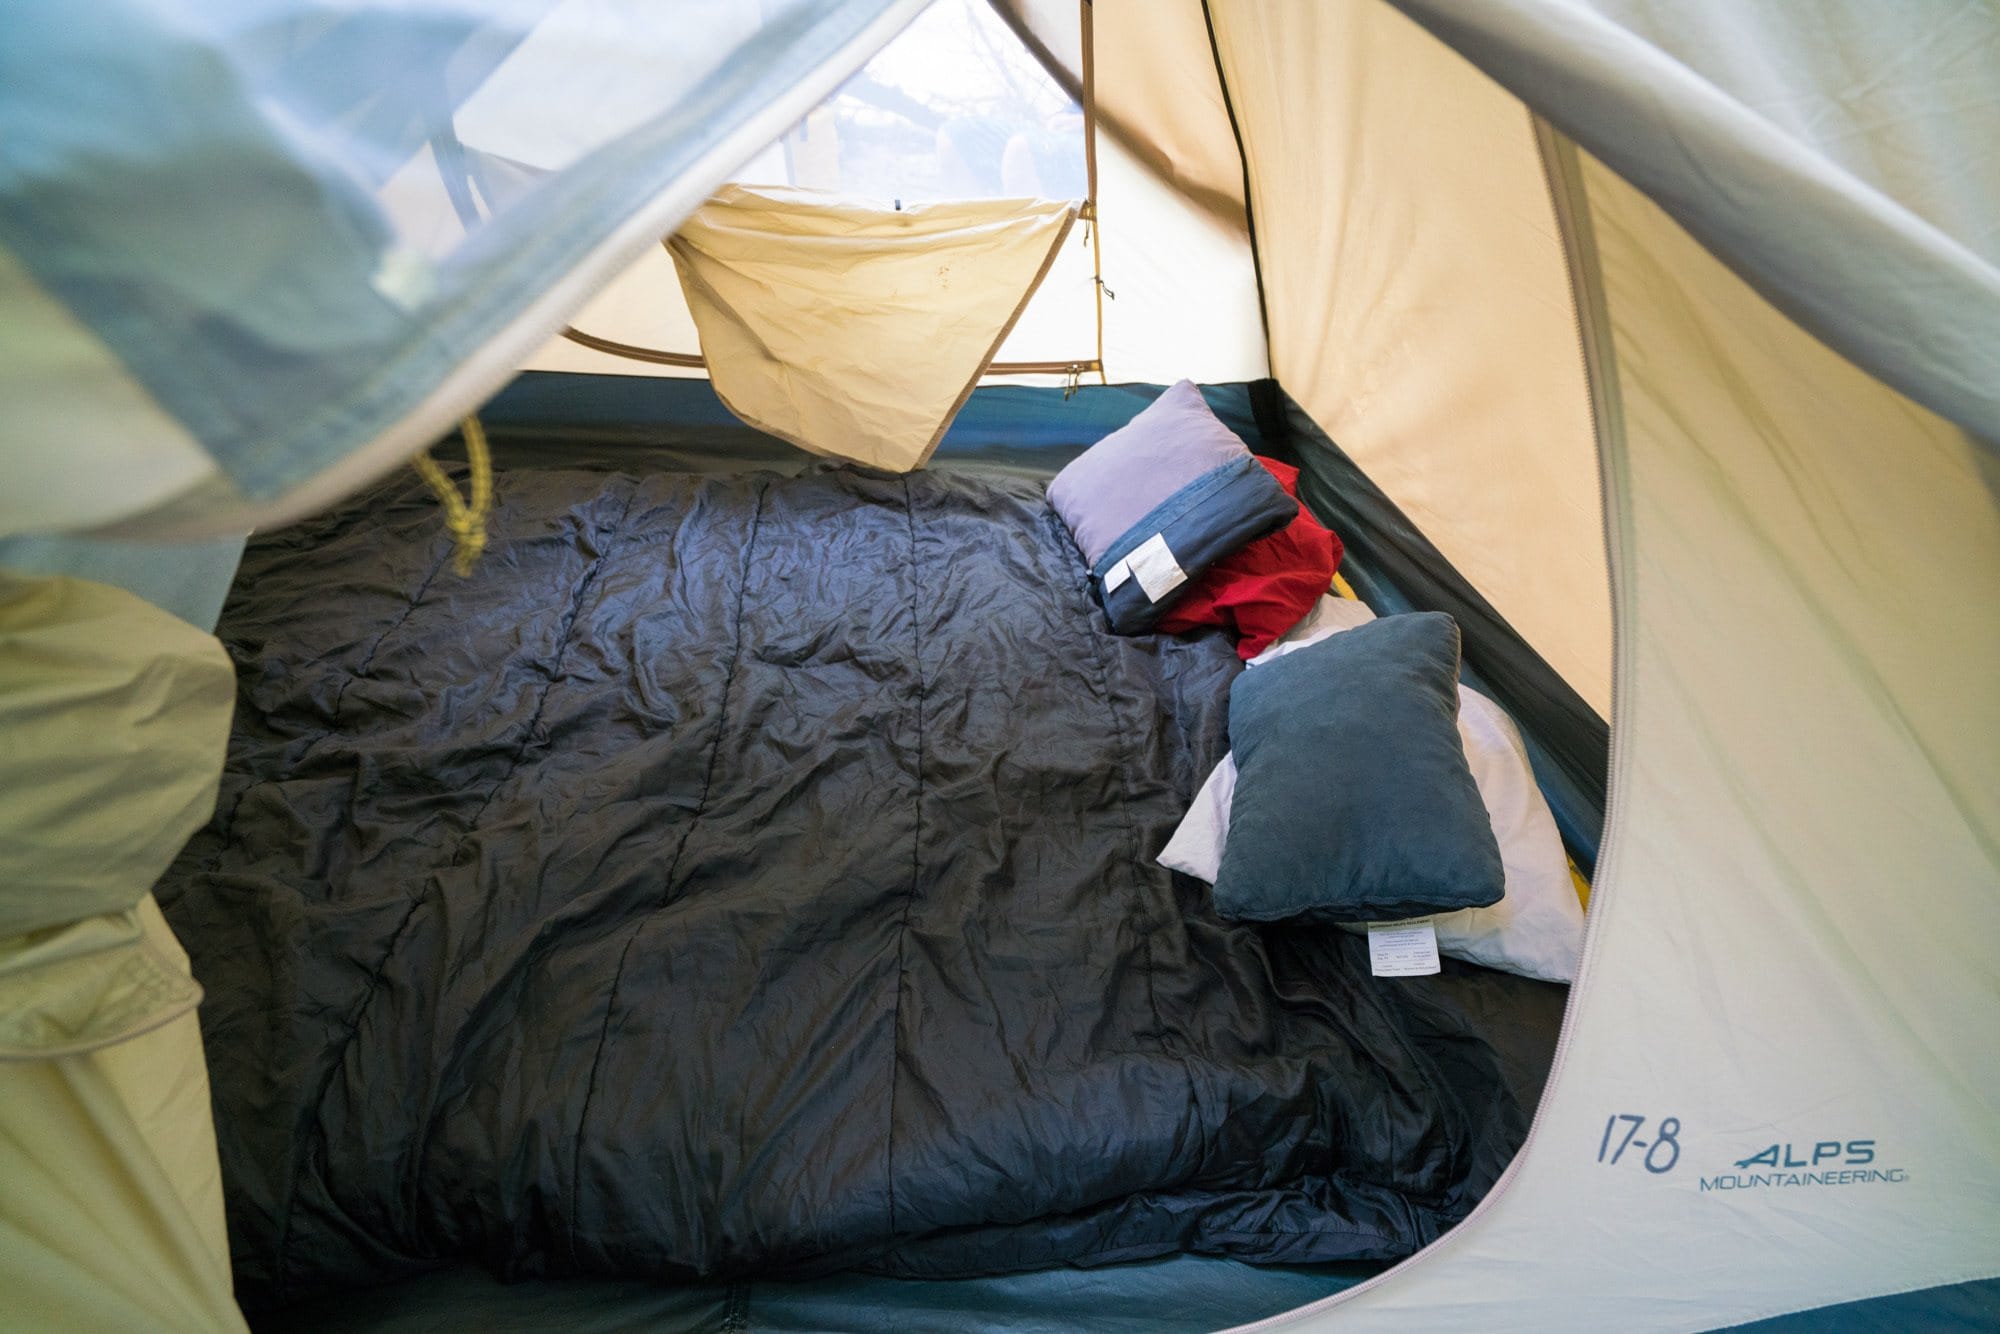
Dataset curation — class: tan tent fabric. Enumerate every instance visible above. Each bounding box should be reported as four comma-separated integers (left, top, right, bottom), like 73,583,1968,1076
0,573,234,938
1205,0,1611,717
529,121,1267,388
0,575,240,1329
0,898,245,1334
0,904,201,1060
0,250,218,537
991,0,1249,232
669,186,1077,471
1276,146,2000,1334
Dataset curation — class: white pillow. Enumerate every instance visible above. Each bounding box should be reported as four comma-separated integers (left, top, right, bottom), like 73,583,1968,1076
1159,596,1584,983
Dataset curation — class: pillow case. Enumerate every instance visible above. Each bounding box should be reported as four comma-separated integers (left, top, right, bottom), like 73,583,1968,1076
1159,595,1584,982
1210,611,1504,923
1156,457,1343,660
1045,380,1296,634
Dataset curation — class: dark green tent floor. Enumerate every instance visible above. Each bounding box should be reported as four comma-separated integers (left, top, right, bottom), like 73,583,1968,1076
261,1256,1373,1332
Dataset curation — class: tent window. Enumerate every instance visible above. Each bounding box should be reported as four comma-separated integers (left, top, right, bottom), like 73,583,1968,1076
732,0,1085,205
561,0,1104,381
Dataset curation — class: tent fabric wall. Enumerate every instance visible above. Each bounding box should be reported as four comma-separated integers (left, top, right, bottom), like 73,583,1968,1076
1251,139,2000,1334
0,535,245,634
1386,0,2000,448
531,126,1267,389
0,969,244,1334
0,577,243,1331
1204,0,1612,718
991,0,1248,232
0,576,235,939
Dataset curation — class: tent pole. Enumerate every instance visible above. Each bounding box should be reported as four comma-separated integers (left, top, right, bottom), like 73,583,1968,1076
1081,0,1108,384
559,326,1099,379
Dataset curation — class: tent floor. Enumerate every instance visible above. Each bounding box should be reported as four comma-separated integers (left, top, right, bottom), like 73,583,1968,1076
260,1254,1374,1332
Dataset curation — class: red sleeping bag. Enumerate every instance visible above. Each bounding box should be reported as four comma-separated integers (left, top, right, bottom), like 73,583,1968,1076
1157,457,1342,660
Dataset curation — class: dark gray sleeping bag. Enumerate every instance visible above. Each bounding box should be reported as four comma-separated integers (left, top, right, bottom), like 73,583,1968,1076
155,457,1565,1311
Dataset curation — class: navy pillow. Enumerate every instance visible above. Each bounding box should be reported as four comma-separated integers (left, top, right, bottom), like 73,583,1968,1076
1211,612,1505,923
1045,380,1295,634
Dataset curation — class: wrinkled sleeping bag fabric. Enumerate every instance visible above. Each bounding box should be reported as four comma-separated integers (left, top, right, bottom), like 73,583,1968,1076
155,455,1566,1310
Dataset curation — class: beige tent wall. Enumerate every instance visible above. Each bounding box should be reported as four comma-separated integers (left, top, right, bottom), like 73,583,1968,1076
0,907,244,1334
1260,145,2000,1334
1386,0,2000,452
0,575,244,1330
1205,0,1610,718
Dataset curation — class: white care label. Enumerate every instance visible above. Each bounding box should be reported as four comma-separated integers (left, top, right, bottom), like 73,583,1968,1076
1367,921,1440,976
1103,558,1133,594
1125,532,1188,602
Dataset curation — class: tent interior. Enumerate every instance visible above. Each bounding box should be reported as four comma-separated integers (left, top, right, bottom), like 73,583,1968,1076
3,2,1996,1332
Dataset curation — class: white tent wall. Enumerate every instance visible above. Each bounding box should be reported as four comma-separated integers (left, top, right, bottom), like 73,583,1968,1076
1259,144,2000,1334
529,124,1265,387
1205,0,1612,719
991,0,1250,232
1389,0,2000,448
1264,144,2000,1334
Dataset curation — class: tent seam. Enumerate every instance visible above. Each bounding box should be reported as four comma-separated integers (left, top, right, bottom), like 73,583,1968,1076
272,478,640,1299
1199,0,1273,355
561,478,767,1272
1218,109,1633,1334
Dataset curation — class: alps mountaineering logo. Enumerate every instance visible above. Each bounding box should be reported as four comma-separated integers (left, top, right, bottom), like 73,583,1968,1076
1699,1139,1909,1193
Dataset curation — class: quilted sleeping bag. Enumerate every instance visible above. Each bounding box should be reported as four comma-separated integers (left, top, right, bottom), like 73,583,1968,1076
155,455,1565,1310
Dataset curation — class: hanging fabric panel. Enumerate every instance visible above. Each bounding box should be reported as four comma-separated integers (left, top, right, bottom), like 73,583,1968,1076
669,186,1078,471
1385,0,2000,446
0,0,927,539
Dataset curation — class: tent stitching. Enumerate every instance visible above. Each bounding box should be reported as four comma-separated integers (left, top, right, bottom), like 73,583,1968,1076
1198,0,1272,352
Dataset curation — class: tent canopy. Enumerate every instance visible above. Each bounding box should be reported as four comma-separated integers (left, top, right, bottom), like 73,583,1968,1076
1,1,1995,1330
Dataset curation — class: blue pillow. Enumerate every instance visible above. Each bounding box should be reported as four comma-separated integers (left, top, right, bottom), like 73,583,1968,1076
1045,380,1295,634
1211,612,1505,923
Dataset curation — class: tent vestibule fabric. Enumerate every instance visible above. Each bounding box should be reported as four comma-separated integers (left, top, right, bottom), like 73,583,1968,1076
670,186,1077,470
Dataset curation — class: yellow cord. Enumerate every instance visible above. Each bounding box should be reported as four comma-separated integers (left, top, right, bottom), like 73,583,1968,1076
412,415,493,577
